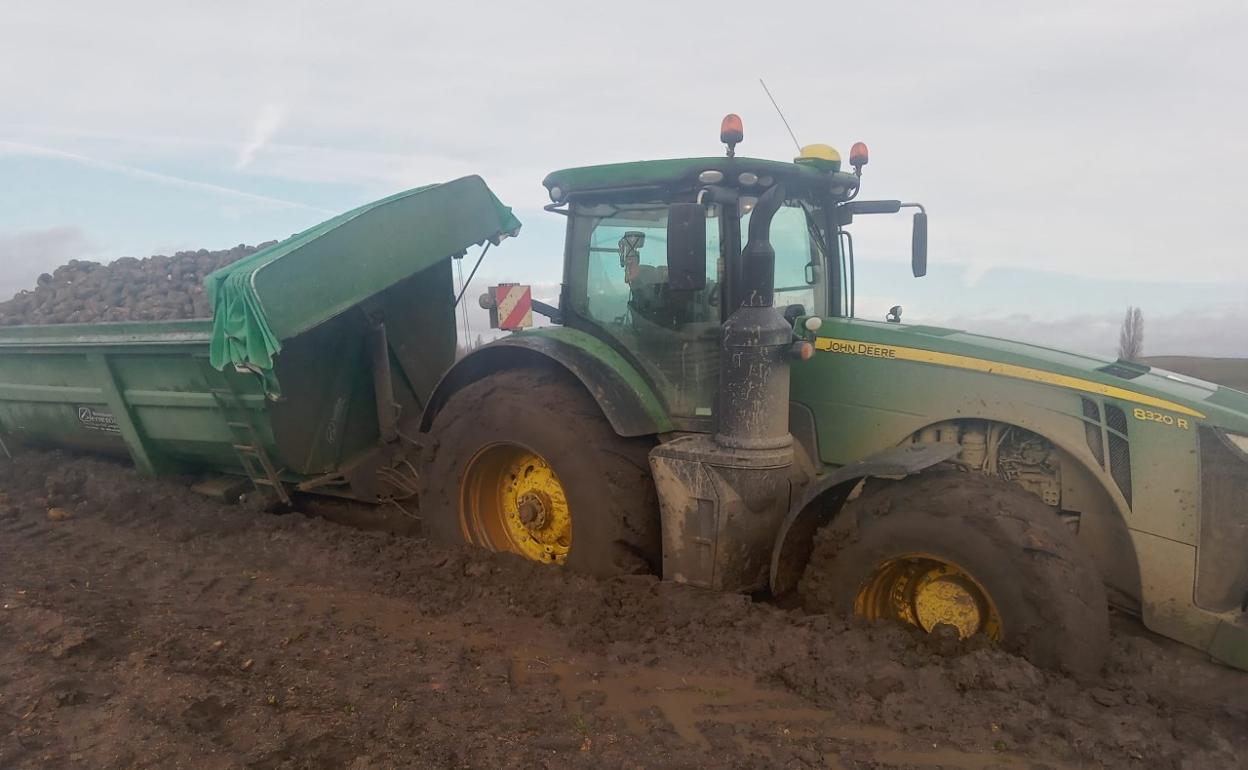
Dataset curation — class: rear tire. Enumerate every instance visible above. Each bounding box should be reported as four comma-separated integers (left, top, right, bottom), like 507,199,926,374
799,469,1109,677
419,366,660,576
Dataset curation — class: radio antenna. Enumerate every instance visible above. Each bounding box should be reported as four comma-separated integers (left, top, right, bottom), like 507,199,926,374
759,78,802,153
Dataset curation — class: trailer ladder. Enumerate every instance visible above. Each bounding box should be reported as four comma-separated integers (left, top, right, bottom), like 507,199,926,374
198,359,291,505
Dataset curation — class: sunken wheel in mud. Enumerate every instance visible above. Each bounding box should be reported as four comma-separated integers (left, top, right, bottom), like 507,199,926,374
419,366,660,576
799,469,1109,677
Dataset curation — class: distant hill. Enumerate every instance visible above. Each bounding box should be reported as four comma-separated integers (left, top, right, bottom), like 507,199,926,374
1143,356,1248,393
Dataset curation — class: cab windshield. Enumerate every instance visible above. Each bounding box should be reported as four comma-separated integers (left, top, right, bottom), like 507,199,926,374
565,194,828,421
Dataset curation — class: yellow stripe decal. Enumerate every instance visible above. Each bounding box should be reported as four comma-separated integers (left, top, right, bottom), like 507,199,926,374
813,337,1206,419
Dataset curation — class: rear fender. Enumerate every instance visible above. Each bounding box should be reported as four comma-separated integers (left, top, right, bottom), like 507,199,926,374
768,442,961,595
420,328,672,438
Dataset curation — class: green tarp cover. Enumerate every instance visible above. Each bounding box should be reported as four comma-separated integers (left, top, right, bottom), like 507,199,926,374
206,176,520,392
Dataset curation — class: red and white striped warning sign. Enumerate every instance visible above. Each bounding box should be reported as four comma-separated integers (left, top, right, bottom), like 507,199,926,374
494,283,533,331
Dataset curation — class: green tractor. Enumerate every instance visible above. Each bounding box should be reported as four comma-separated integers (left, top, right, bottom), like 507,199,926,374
2,115,1244,677
419,115,1248,676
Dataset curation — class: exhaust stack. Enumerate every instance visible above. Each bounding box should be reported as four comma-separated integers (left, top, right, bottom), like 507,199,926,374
716,182,793,451
650,178,798,593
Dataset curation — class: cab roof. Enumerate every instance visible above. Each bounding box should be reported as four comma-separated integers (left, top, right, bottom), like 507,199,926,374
542,156,859,202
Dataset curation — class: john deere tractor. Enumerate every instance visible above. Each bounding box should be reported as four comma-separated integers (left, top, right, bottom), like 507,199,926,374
4,114,1244,676
420,115,1248,676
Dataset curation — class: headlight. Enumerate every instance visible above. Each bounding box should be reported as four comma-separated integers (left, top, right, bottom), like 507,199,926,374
1225,431,1248,457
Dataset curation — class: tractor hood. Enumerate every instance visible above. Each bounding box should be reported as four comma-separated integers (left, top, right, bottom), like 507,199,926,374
832,319,1248,433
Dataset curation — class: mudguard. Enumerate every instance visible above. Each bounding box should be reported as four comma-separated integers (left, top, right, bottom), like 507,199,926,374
420,327,672,438
768,442,961,595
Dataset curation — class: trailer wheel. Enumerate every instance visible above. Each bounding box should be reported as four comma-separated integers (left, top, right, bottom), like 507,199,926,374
799,469,1109,677
419,367,660,576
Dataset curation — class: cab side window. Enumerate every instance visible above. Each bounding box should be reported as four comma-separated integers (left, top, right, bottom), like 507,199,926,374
575,203,721,419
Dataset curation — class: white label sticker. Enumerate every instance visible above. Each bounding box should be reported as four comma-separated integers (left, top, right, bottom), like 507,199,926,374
77,406,121,434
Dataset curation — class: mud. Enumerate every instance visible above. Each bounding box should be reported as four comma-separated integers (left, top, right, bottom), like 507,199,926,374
0,244,273,326
1,450,1245,769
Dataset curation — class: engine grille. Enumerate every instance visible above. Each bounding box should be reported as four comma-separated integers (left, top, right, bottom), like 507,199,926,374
1196,428,1248,612
1081,397,1105,467
1105,405,1132,507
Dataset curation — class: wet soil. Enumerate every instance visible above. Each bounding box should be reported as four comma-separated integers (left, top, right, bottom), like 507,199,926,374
1,450,1245,769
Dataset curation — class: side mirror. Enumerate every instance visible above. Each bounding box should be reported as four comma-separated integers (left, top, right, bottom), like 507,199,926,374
804,262,822,285
911,211,928,278
667,203,707,290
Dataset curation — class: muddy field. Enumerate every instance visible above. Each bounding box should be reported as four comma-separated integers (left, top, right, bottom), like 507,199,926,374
0,451,1245,769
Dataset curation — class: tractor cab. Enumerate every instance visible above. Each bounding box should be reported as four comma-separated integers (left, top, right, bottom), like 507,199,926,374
542,117,922,430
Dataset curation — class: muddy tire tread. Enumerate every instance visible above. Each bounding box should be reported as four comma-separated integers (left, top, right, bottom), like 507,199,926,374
418,366,660,575
800,469,1110,677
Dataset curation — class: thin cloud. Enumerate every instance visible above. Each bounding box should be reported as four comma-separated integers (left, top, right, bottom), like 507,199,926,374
0,139,333,214
961,262,992,289
235,104,286,170
0,226,95,298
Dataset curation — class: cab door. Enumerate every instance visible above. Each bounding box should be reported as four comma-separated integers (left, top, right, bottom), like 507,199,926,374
570,202,721,423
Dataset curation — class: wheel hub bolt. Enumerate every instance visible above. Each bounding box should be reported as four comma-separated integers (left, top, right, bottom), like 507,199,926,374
517,493,547,529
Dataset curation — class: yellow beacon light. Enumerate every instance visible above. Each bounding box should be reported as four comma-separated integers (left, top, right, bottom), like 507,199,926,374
795,144,841,172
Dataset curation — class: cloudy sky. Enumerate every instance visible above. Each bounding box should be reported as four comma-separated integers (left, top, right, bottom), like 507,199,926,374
2,1,1245,356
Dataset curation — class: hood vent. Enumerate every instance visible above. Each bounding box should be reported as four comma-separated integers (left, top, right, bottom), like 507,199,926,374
1098,360,1150,380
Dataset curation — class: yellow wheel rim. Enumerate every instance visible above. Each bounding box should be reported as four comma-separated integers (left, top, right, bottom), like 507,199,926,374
854,553,1003,640
460,443,571,564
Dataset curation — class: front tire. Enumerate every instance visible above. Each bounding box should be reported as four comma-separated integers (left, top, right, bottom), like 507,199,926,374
419,366,660,576
799,470,1109,677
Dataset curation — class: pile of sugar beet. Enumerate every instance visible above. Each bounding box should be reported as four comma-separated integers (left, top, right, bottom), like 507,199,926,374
0,243,275,326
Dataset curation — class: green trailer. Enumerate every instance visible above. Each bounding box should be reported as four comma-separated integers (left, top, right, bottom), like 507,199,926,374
0,175,520,503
